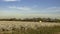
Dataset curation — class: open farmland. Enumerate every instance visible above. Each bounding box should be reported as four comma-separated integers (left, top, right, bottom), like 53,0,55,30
0,21,60,34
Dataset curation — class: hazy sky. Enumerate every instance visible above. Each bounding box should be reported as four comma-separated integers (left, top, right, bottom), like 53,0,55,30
0,0,60,18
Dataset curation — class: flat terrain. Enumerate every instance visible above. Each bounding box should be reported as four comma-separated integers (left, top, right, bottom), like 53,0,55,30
0,21,60,34
0,21,60,28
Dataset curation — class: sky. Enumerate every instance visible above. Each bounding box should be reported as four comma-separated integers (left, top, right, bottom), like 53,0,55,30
0,0,60,18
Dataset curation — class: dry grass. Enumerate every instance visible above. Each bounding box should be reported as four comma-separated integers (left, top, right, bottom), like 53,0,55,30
0,21,60,34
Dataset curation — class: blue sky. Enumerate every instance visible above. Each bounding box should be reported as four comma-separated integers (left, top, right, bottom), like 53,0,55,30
0,0,60,18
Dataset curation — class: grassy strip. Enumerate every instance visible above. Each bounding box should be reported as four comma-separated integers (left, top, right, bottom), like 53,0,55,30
0,26,60,34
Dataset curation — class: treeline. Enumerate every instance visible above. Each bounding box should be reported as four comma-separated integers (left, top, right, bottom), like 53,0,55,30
0,18,60,22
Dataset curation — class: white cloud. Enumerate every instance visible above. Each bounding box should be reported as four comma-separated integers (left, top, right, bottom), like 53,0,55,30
47,7,60,10
3,0,20,2
9,6,31,11
18,7,31,10
42,7,60,13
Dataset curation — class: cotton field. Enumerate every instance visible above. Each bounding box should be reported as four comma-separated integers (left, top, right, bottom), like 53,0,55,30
0,21,60,31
